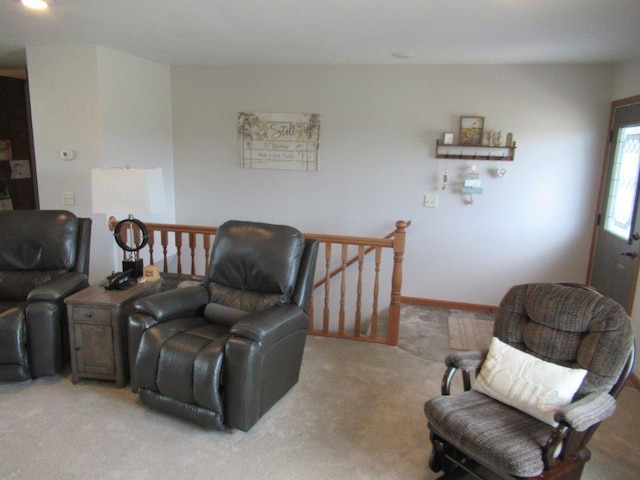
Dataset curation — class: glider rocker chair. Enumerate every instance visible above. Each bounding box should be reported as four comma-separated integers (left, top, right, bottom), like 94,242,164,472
424,283,635,480
0,210,92,381
129,220,319,431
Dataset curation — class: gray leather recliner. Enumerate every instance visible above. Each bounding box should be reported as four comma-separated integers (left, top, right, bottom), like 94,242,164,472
0,210,92,381
128,220,319,431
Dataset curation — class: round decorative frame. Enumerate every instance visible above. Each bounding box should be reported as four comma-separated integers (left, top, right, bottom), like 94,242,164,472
113,217,149,253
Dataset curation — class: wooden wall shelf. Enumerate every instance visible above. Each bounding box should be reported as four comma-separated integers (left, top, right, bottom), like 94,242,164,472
435,139,516,161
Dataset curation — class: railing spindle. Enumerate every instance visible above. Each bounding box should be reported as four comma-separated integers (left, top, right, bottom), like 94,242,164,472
148,229,156,266
189,232,197,275
339,244,347,335
203,233,211,275
323,242,332,334
175,231,183,274
354,245,364,337
370,247,382,338
161,230,169,272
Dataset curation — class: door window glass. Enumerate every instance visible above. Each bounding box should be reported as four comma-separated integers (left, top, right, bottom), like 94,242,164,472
604,125,640,241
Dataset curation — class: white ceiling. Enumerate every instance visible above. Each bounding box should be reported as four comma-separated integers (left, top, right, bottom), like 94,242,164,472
1,0,639,68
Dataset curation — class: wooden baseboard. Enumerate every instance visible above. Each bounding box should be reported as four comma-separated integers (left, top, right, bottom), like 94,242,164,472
401,296,499,315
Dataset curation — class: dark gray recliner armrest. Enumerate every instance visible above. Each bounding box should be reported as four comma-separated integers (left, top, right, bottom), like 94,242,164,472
133,285,209,321
28,272,88,303
225,304,310,431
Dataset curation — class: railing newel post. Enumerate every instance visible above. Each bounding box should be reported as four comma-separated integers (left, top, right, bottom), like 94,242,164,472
387,220,409,346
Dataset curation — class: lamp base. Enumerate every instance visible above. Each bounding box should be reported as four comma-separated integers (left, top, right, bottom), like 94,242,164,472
123,258,143,279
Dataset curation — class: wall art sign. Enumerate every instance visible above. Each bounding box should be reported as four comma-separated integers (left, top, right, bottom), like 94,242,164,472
238,112,321,171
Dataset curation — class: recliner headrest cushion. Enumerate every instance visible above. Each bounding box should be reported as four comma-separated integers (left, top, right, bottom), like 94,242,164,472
207,220,305,300
0,210,79,271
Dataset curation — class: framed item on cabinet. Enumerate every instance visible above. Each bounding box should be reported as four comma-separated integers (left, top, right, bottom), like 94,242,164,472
459,116,484,145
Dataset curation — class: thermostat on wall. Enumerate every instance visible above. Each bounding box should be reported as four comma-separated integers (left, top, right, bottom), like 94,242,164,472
59,150,74,160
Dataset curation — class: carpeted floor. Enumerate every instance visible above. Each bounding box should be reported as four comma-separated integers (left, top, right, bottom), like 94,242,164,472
1,305,638,480
1,335,443,480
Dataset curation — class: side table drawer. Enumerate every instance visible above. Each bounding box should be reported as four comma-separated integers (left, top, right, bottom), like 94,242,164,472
72,306,111,324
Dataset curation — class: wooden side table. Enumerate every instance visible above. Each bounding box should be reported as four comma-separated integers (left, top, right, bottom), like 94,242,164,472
65,279,162,387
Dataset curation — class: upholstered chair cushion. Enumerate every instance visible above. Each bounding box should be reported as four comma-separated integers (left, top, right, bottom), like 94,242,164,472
207,220,305,303
135,316,231,429
494,283,633,397
207,283,286,314
203,302,249,327
0,307,29,380
425,390,555,477
0,210,80,301
0,210,79,271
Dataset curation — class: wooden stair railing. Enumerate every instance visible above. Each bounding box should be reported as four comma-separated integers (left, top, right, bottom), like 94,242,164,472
118,220,410,346
305,221,410,345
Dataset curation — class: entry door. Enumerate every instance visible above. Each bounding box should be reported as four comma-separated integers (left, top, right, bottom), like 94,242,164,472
589,97,640,312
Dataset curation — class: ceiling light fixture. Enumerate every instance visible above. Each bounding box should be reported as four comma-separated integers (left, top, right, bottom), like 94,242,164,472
21,0,49,10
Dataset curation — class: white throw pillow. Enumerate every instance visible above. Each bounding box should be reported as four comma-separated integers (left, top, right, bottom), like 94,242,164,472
473,337,588,426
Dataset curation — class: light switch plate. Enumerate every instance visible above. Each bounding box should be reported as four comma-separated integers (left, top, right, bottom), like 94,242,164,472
62,192,75,206
423,194,438,208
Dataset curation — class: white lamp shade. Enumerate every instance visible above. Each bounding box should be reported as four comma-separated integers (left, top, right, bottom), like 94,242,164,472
91,167,166,215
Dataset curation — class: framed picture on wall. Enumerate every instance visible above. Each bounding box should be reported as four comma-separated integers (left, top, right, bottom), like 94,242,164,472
459,116,484,145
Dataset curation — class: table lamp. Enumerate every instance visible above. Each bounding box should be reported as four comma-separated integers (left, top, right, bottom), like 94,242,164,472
91,167,166,278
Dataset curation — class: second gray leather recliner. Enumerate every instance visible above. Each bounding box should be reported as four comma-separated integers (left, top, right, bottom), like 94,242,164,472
0,210,92,381
128,220,319,431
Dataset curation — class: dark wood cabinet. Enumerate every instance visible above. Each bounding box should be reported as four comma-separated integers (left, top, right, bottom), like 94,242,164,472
65,280,162,387
0,75,38,210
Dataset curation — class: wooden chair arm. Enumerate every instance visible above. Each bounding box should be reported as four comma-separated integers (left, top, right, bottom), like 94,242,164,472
441,350,487,395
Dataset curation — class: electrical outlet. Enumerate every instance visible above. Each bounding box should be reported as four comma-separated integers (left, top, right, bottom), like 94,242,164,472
423,194,438,208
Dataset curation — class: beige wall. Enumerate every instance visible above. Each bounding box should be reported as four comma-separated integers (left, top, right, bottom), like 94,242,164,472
612,56,640,101
170,64,614,306
26,46,175,283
